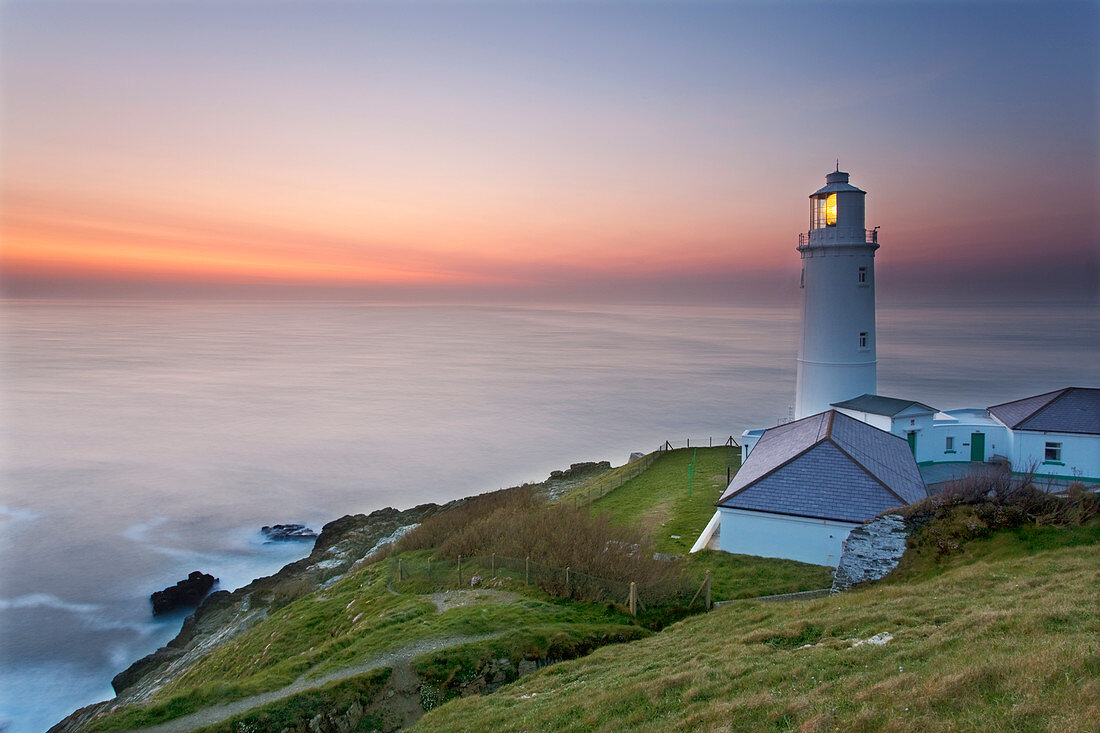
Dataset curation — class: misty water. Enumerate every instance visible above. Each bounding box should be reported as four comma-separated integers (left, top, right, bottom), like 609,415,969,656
1,300,1096,732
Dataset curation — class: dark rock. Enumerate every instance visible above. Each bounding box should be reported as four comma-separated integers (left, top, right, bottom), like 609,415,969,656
262,523,318,542
111,646,184,694
150,571,218,615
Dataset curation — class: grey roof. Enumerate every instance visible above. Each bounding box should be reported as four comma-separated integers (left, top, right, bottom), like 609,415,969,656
988,388,1100,435
717,410,926,523
812,171,865,197
831,394,937,417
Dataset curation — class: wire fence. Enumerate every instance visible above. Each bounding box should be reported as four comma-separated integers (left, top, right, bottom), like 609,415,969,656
658,436,740,451
389,553,712,616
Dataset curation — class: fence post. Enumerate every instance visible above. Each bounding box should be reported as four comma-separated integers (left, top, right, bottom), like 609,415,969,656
458,555,463,586
491,553,496,578
565,566,570,596
705,570,712,611
398,558,403,582
525,556,530,586
628,581,637,617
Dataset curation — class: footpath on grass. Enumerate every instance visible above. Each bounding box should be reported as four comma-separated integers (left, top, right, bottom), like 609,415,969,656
122,632,503,733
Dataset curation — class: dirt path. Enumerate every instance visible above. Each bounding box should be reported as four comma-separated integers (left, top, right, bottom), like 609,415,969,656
122,632,501,733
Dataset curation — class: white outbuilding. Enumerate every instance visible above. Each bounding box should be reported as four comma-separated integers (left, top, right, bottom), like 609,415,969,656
711,410,926,566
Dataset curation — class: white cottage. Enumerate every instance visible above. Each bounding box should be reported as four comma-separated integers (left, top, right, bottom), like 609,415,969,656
831,394,937,457
987,388,1100,480
709,410,926,566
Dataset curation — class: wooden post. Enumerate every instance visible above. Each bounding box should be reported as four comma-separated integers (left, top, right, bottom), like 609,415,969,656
705,570,712,611
525,556,530,586
398,558,403,581
565,566,570,595
628,581,637,617
491,553,496,578
457,555,463,586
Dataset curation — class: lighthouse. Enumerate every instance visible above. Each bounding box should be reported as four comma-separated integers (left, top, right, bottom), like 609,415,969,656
794,169,879,419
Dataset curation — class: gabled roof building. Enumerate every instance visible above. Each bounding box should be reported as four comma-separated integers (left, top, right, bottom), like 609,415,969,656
713,410,925,566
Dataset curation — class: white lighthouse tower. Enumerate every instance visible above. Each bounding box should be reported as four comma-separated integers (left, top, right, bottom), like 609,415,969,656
794,168,879,419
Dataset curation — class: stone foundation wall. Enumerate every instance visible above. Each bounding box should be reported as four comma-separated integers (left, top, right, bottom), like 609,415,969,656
832,514,909,592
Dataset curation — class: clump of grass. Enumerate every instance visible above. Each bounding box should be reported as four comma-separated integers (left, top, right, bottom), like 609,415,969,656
397,485,540,553
411,623,650,703
397,476,688,602
894,466,1099,574
191,668,392,733
435,503,676,588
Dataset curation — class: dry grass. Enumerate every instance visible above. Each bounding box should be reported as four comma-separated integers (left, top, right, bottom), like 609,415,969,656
395,479,687,601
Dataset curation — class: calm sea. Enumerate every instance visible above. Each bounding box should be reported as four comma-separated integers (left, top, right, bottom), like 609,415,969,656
1,300,1096,732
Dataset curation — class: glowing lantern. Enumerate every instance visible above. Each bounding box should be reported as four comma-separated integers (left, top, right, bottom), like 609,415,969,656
825,194,837,226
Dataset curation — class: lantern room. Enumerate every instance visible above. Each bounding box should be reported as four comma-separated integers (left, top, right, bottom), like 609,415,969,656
809,169,866,232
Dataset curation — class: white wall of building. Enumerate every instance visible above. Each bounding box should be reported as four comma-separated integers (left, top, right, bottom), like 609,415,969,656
717,507,858,567
926,410,1010,465
741,428,765,461
1013,432,1100,481
835,408,891,432
795,246,878,418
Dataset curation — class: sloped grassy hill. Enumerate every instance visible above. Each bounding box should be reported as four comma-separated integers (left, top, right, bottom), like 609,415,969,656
56,450,829,732
413,520,1100,732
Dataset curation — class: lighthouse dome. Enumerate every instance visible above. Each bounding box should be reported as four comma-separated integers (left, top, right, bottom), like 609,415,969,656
812,171,865,196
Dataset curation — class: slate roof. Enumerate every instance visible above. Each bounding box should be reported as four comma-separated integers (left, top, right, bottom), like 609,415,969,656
988,388,1100,435
831,394,937,417
717,410,926,523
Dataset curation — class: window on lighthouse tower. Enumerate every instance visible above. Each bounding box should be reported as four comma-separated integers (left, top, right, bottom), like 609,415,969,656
811,194,839,229
825,194,837,226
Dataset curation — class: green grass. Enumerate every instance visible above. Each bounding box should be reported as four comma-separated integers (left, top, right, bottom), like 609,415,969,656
589,447,739,556
192,668,392,733
86,550,644,731
411,520,1100,732
412,623,651,708
588,446,833,600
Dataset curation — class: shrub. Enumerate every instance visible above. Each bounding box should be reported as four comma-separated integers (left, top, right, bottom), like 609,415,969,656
896,465,1099,560
396,485,539,553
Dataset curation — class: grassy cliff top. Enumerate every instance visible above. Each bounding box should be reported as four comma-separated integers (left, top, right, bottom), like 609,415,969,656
413,519,1100,732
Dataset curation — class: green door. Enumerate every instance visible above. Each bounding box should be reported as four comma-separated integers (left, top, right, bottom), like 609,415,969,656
970,433,985,462
907,431,917,455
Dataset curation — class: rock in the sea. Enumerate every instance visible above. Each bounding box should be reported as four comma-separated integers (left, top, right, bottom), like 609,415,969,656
150,571,218,615
261,523,318,542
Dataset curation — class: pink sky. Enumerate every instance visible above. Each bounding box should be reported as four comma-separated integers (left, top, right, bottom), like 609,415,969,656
2,2,1096,303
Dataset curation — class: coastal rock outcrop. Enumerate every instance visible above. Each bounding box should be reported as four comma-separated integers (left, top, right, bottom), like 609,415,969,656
150,571,218,615
101,503,446,702
262,523,318,542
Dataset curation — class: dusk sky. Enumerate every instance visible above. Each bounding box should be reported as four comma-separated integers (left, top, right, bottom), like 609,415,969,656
1,0,1097,304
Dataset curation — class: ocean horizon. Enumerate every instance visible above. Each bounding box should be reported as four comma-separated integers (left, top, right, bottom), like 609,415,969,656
1,299,1097,732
